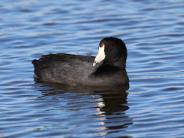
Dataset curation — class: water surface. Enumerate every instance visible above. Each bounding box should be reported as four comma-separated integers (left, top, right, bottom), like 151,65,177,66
1,0,184,137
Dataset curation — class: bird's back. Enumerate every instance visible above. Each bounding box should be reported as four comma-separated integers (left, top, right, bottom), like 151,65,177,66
32,54,95,86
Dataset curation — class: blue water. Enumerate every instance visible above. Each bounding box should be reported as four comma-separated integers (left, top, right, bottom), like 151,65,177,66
1,0,184,137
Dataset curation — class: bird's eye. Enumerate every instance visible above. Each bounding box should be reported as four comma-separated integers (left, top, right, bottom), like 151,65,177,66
99,44,103,47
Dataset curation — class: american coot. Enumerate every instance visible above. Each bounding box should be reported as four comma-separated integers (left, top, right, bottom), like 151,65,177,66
32,37,129,90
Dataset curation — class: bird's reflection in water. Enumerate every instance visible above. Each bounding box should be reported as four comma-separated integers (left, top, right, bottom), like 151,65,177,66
93,90,132,136
96,91,129,114
39,83,132,136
